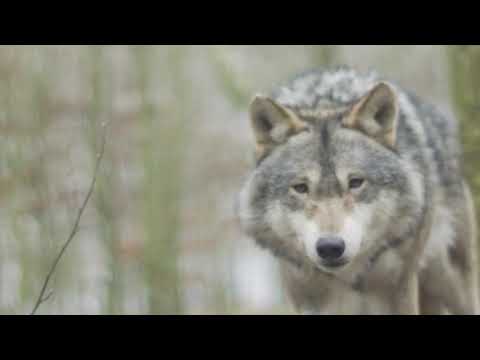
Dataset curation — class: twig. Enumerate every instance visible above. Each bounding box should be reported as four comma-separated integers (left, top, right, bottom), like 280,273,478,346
30,123,108,315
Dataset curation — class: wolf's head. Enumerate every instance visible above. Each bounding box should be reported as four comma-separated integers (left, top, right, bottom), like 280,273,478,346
238,82,423,274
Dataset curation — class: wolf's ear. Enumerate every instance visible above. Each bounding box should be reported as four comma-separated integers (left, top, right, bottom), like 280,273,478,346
343,82,399,148
249,95,307,159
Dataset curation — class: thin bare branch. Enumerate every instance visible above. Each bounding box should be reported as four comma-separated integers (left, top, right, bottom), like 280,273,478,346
30,123,108,315
41,290,54,303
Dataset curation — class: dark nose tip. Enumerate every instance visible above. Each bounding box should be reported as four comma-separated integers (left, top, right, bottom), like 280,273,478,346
316,236,345,261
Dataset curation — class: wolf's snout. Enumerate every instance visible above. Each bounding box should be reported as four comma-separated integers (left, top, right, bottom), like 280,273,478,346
315,237,345,262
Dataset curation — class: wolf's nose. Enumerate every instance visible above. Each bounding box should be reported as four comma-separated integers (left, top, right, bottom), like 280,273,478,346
316,237,345,261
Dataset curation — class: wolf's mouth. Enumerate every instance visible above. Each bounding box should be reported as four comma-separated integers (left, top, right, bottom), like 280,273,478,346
321,258,348,269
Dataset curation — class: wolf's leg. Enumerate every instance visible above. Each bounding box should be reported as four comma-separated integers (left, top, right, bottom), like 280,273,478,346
417,182,478,315
419,261,446,315
392,204,434,315
442,182,479,315
461,182,479,314
443,271,476,315
392,272,420,315
419,294,447,315
419,254,475,315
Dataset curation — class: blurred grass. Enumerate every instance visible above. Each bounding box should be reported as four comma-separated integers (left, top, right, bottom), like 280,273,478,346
85,46,119,314
448,45,480,229
310,45,339,67
136,46,186,314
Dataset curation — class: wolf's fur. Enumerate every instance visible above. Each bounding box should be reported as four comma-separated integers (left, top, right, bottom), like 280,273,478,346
237,66,479,315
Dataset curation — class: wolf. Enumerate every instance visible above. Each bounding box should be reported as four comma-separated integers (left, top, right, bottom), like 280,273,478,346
237,66,479,315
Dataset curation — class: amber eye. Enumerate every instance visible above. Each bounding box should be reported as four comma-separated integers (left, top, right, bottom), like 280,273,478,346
348,178,365,190
292,183,309,194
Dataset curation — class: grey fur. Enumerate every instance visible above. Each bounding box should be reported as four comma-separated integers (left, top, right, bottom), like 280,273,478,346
238,66,478,315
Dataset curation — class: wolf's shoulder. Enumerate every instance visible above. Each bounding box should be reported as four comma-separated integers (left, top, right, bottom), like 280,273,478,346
402,90,462,187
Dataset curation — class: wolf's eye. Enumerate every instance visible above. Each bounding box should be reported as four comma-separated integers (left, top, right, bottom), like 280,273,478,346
292,183,309,194
348,178,365,190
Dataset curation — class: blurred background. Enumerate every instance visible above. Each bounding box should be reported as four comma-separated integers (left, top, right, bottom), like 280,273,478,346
0,45,478,314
